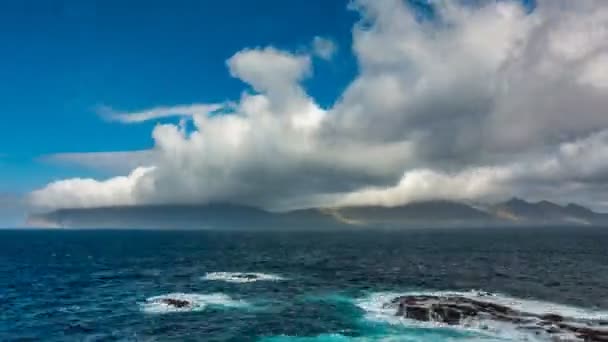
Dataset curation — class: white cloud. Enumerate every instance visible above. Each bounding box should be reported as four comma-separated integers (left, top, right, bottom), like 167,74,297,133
312,36,337,60
332,167,511,207
29,0,608,212
99,103,224,123
579,53,608,89
29,167,154,210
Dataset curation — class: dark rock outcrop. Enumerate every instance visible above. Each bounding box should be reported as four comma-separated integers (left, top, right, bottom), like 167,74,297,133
233,273,258,280
160,298,191,308
389,294,608,341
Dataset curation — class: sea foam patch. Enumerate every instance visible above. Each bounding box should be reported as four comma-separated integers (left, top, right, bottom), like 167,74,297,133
354,290,608,342
259,333,401,341
202,272,286,283
259,332,488,342
140,292,248,314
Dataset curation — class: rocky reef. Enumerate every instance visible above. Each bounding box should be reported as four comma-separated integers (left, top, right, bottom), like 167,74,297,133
159,298,191,309
388,294,608,341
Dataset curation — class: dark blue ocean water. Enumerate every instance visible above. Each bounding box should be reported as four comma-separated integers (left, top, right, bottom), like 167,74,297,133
1,227,608,341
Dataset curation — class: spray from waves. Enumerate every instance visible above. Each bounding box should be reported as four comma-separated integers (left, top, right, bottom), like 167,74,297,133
356,290,608,322
202,272,286,283
354,290,608,341
259,332,496,342
140,292,248,314
258,333,415,341
259,334,354,342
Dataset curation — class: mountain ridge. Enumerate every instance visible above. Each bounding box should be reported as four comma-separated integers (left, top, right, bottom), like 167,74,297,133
26,198,608,229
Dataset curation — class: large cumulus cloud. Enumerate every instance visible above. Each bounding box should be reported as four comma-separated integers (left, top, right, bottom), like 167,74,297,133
29,0,608,212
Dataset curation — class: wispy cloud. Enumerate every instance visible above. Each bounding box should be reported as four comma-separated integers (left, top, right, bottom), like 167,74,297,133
312,36,337,60
98,103,225,123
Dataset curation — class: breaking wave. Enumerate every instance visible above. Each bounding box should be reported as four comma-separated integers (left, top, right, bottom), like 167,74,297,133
202,272,286,283
140,292,248,314
259,333,429,341
259,333,487,342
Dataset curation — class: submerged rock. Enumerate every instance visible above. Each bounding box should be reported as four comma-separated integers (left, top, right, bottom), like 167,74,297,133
160,298,191,308
235,273,259,280
388,294,608,341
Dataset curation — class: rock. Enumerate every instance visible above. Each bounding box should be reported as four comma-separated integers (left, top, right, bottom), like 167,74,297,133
557,323,608,342
404,305,430,321
393,296,504,325
432,305,467,324
541,313,564,322
390,295,608,342
161,298,191,308
239,273,258,280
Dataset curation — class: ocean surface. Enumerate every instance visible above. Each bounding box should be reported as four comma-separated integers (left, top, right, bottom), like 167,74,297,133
1,227,607,341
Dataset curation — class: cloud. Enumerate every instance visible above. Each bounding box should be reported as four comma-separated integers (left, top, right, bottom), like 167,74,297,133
29,0,608,212
99,103,224,123
333,168,511,208
312,36,337,60
29,167,154,209
227,47,313,115
330,126,608,209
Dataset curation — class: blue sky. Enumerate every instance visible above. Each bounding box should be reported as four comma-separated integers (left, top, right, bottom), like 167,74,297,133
0,0,360,194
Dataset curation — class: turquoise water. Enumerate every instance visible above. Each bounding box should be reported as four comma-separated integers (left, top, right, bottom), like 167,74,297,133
1,228,607,341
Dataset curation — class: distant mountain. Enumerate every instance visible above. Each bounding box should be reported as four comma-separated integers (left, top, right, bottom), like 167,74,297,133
26,203,340,230
328,200,497,227
27,199,608,229
491,198,608,226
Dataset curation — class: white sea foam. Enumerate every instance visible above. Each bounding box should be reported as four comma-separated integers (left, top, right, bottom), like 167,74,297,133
259,333,412,341
202,272,286,283
354,290,608,342
260,333,504,342
140,292,248,314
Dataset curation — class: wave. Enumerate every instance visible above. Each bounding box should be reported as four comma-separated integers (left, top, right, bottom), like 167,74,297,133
354,290,608,341
259,334,353,342
357,290,608,321
140,292,248,314
259,332,494,342
259,333,402,341
202,272,286,283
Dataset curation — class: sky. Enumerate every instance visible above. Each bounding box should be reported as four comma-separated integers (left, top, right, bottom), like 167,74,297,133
3,0,608,227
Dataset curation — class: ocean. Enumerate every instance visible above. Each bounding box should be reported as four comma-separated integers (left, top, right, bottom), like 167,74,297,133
1,227,607,341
